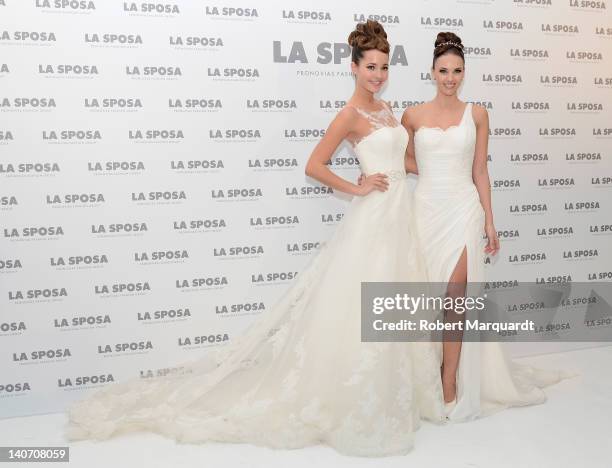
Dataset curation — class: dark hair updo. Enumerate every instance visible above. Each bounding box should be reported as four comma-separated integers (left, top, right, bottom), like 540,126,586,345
432,31,465,68
348,20,390,64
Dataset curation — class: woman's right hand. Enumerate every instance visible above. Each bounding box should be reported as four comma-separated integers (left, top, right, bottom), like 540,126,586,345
355,173,389,196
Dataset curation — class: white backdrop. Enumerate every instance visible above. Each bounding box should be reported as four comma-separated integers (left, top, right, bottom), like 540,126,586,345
1,0,611,418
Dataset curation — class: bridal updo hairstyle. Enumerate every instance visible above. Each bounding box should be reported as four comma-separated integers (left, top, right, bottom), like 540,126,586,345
432,31,465,67
348,20,390,64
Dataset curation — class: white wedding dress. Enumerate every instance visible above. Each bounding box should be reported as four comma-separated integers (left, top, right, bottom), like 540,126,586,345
66,101,567,456
413,102,567,421
66,102,447,457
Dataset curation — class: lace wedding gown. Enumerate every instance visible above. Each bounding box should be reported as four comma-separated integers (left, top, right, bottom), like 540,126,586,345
413,102,567,421
66,102,446,457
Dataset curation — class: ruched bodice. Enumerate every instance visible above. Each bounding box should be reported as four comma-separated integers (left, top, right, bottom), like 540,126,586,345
414,102,476,192
412,102,482,281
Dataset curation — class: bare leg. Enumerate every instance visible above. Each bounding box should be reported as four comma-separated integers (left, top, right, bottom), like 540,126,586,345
442,247,467,403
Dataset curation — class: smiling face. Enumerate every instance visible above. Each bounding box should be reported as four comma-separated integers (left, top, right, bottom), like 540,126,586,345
432,53,464,96
351,49,389,94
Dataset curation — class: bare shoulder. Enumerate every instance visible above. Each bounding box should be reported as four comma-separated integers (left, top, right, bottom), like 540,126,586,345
338,105,359,118
401,102,427,126
471,102,489,124
330,105,359,129
402,102,428,117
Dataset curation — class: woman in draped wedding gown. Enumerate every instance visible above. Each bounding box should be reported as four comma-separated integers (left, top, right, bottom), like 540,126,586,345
401,32,567,421
66,21,447,457
66,24,567,456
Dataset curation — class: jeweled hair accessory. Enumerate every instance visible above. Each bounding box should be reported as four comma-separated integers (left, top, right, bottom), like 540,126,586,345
435,40,462,49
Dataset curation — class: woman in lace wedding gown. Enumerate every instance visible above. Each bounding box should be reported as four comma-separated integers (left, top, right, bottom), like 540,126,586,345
66,22,446,457
403,32,567,422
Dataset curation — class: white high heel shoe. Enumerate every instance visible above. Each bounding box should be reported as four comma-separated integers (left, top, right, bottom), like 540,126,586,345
444,398,457,419
441,364,457,419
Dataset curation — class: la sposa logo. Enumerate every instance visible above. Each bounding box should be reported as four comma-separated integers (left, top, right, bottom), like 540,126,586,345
137,307,192,323
173,218,227,234
0,161,60,177
420,16,464,29
207,67,259,82
0,97,56,111
35,0,96,13
514,0,553,8
84,97,143,112
85,32,143,47
206,5,259,21
569,0,607,11
169,98,222,112
273,41,408,65
88,160,146,175
273,40,407,78
0,30,56,44
169,35,223,50
39,63,99,80
281,8,331,24
122,2,180,15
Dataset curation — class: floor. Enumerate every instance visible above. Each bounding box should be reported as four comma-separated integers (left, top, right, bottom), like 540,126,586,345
1,345,610,468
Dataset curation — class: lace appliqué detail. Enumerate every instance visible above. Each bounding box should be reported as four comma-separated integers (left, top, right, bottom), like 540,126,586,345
350,101,400,148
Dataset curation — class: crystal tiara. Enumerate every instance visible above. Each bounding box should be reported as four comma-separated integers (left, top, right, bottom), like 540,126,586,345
435,40,462,49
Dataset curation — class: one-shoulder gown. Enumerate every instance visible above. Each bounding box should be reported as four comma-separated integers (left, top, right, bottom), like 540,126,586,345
413,102,566,422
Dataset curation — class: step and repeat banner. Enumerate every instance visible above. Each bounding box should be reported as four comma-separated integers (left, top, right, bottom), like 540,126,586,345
0,0,611,417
